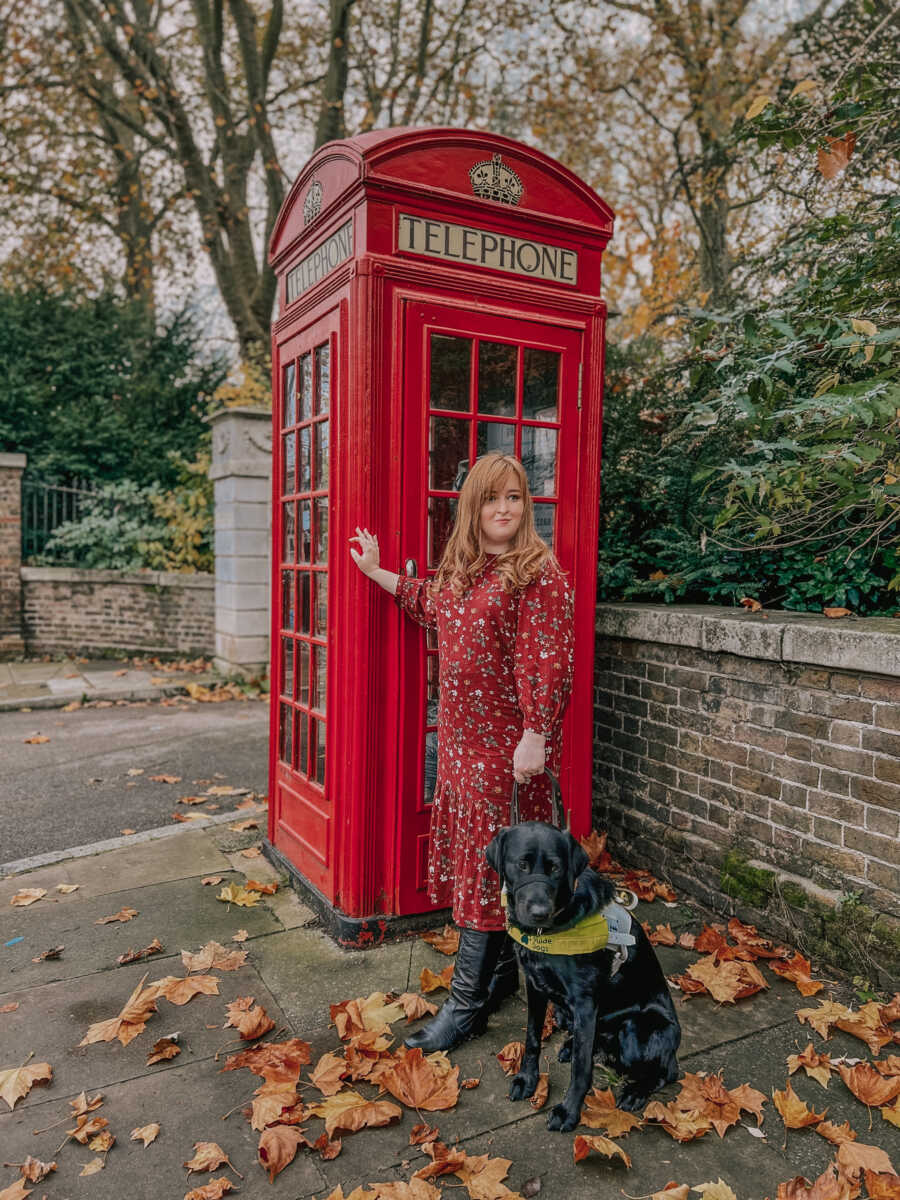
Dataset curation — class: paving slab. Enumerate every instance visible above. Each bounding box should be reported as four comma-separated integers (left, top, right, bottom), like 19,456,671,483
0,829,232,903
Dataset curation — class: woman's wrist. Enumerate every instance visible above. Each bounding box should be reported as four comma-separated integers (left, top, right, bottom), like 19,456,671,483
522,729,547,745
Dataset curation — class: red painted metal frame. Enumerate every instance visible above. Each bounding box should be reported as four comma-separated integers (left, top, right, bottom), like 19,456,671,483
267,128,613,935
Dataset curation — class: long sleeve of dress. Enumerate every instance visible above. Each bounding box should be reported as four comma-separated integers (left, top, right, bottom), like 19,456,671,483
394,574,438,631
513,562,575,738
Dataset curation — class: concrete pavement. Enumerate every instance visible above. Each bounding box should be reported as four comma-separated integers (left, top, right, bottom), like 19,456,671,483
2,822,897,1199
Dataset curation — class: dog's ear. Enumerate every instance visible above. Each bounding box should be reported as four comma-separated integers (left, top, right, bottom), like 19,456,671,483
485,829,508,883
566,833,589,892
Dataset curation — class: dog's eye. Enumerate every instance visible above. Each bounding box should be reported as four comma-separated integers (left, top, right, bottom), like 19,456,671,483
517,860,530,873
548,863,561,876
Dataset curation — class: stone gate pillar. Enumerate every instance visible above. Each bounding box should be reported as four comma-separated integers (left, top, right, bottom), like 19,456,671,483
208,408,271,678
0,452,26,658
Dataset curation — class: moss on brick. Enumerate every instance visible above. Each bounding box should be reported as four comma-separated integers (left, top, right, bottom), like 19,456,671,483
779,881,808,910
720,851,776,909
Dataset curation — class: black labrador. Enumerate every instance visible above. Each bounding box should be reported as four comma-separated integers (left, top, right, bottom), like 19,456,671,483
485,821,681,1132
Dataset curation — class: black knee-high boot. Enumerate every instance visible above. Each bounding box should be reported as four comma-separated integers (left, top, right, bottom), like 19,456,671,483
484,933,519,1014
404,929,506,1052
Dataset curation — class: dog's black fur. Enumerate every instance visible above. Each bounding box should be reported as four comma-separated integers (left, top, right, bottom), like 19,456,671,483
485,821,681,1132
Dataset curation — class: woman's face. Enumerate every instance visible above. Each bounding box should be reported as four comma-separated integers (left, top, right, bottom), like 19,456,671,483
479,473,525,552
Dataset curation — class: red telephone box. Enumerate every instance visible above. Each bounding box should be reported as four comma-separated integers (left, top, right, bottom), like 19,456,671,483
266,127,614,944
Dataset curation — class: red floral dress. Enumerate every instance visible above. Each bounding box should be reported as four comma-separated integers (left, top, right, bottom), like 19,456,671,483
394,556,575,931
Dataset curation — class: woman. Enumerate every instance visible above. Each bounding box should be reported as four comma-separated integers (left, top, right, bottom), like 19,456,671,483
349,452,575,1051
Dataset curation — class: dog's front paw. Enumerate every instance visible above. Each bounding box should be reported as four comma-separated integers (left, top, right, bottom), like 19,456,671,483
617,1084,650,1113
509,1070,539,1102
546,1101,580,1132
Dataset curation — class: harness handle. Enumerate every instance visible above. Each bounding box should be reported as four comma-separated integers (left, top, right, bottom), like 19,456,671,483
510,767,566,830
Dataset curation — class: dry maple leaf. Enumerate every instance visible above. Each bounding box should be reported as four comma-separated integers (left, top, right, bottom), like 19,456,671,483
182,941,248,973
146,1036,181,1065
882,1099,900,1129
0,1178,33,1200
66,1115,109,1144
330,993,405,1039
184,1179,234,1200
496,1042,525,1076
55,883,79,894
692,1183,739,1200
863,1170,900,1199
79,1158,105,1176
0,1003,20,1014
418,965,454,994
244,878,277,894
217,883,261,907
685,955,768,1003
231,929,249,942
395,992,439,1022
117,938,164,966
651,1187,690,1200
69,1090,104,1116
836,1139,896,1177
130,1123,160,1146
770,954,826,996
223,996,275,1040
529,1073,549,1110
773,1080,827,1128
308,1089,402,1137
313,1132,342,1159
410,1122,439,1144
228,818,259,831
421,925,460,956
223,1037,311,1083
10,888,47,907
257,1124,308,1181
0,1060,53,1110
79,971,159,1046
788,1044,834,1088
646,924,677,946
644,1100,713,1142
797,999,854,1040
579,1086,643,1136
381,1047,460,1110
152,974,220,1005
201,876,223,886
150,773,181,783
88,1129,115,1152
178,796,208,805
17,1156,56,1182
370,1184,440,1200
834,1003,896,1055
183,1141,237,1176
875,1056,900,1077
240,846,262,859
573,1133,632,1167
309,1051,347,1096
580,828,613,871
94,906,138,924
838,1062,900,1108
817,1120,858,1146
775,1167,852,1200
31,945,63,963
23,735,49,744
250,1080,299,1130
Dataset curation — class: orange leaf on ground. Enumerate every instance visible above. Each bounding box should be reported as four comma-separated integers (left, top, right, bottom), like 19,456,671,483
837,1140,896,1177
685,955,768,1003
0,1060,53,1111
647,924,677,946
17,1156,56,1182
146,1036,180,1065
381,1047,460,1110
66,1115,109,1145
257,1124,308,1180
580,829,614,872
775,1165,855,1200
152,974,220,1005
496,1042,524,1076
864,1170,900,1199
0,1177,34,1199
881,995,900,1024
307,1089,402,1138
250,1080,298,1130
117,937,164,966
529,1073,549,1110
796,999,853,1039
309,1051,347,1095
0,1003,19,1013
773,1081,827,1128
223,996,275,1040
10,888,47,906
184,1180,234,1200
816,1120,858,1146
881,1099,900,1129
788,1044,834,1088
201,877,223,885
79,971,158,1046
313,1132,342,1159
875,1057,900,1077
94,906,138,924
130,1123,160,1146
838,1063,900,1108
244,879,277,894
644,1100,713,1142
410,1123,439,1145
834,1002,896,1055
573,1133,632,1167
395,992,438,1022
421,925,460,956
651,1187,690,1200
231,930,249,942
222,1037,311,1082
330,993,405,1039
769,954,825,996
181,941,248,973
580,1087,643,1136
183,1142,238,1175
419,966,454,994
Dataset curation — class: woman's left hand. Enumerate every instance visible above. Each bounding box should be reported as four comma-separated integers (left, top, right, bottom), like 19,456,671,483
513,730,546,784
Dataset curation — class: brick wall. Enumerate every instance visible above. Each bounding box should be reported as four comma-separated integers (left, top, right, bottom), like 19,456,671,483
0,454,26,656
21,567,214,657
593,604,900,987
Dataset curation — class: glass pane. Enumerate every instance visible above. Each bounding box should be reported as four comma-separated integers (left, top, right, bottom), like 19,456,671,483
316,343,330,415
313,572,327,638
478,341,517,416
300,353,313,421
430,334,471,412
282,502,295,563
299,426,311,493
521,426,558,497
298,499,311,563
476,421,516,459
314,720,326,785
533,502,556,548
522,348,560,420
426,653,439,710
282,432,295,495
314,419,329,489
314,496,328,563
297,710,308,775
281,570,295,631
299,571,311,635
428,495,457,569
299,643,309,705
312,645,326,713
283,362,296,427
429,416,470,491
281,637,294,698
279,703,293,764
424,729,438,805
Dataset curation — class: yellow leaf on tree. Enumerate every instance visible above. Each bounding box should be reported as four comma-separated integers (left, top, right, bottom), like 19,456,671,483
745,94,773,120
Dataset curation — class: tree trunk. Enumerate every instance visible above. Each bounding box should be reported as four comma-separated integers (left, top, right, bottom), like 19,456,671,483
315,0,355,149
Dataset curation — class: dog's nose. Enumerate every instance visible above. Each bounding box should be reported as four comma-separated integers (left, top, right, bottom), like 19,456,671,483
525,899,553,922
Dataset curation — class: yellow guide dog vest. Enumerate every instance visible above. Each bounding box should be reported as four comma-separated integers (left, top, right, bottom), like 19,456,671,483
502,889,636,965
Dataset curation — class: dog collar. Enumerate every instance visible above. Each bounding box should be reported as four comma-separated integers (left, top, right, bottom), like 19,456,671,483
501,889,636,958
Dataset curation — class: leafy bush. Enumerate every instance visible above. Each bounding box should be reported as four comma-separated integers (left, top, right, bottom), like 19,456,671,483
143,450,214,573
36,481,168,571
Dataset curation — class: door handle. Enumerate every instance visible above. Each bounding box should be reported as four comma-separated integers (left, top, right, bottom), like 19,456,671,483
404,558,418,578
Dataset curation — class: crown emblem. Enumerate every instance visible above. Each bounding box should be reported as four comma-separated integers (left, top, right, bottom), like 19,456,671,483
303,179,323,226
469,152,523,206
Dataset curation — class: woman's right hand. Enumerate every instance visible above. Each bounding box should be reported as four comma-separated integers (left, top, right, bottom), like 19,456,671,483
349,526,380,576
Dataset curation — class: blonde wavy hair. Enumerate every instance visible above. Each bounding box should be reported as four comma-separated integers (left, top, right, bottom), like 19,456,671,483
431,453,558,596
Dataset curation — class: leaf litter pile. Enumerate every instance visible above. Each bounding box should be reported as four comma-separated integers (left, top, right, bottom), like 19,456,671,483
2,830,899,1200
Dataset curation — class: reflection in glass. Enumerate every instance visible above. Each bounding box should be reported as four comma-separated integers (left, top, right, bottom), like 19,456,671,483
424,729,438,804
430,334,471,412
281,570,294,631
478,341,517,416
521,426,558,496
284,362,296,427
313,572,327,637
476,421,516,459
429,417,469,491
281,637,294,698
300,353,313,420
423,654,438,803
282,432,295,494
522,348,560,419
299,426,311,492
315,720,326,785
312,645,326,713
298,643,309,704
297,711,308,774
279,703,293,764
533,502,556,548
314,496,328,563
316,343,330,414
299,571,310,635
314,419,329,489
282,502,295,562
428,495,457,568
298,499,311,563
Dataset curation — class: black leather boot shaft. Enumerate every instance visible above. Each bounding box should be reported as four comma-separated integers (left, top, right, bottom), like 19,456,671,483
403,928,506,1053
485,933,519,1014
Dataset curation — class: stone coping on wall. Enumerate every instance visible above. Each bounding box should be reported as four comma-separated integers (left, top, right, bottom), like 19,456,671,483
21,566,214,589
596,602,900,679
